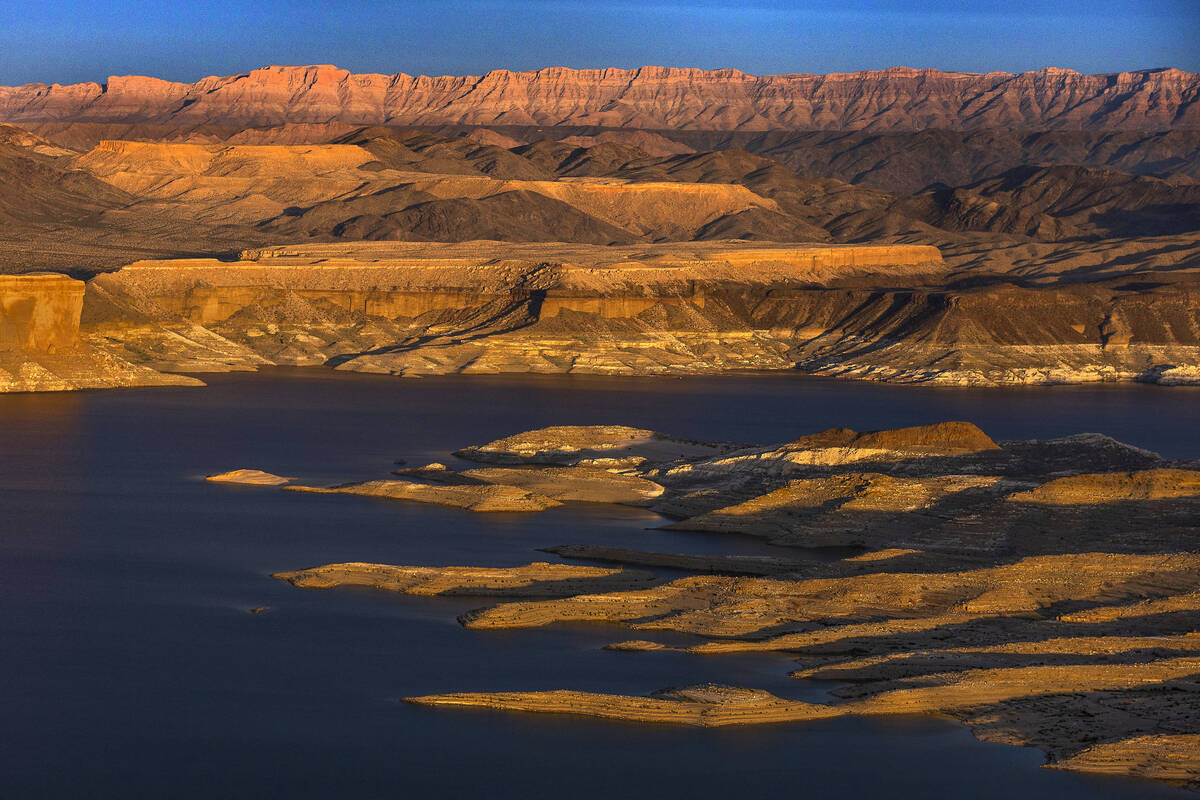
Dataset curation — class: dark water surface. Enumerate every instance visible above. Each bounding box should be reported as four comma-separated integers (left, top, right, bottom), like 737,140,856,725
2,370,1197,799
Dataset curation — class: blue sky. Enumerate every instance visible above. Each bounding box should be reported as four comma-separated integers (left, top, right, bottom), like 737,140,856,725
1,0,1196,85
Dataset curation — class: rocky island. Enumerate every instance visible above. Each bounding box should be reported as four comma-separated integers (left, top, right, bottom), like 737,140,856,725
261,419,1200,792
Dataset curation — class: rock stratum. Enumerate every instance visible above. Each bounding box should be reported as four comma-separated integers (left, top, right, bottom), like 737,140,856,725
0,66,1195,391
0,272,196,391
2,65,1196,132
63,241,1200,387
265,420,1200,792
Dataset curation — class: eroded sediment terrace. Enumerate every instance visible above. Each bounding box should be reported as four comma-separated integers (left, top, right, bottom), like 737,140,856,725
94,240,945,321
76,241,950,379
0,272,195,391
7,237,1198,389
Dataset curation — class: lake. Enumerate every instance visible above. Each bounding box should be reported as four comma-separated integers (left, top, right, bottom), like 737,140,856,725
2,369,1196,798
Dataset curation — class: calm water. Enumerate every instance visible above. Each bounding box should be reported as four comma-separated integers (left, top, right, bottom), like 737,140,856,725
2,369,1197,799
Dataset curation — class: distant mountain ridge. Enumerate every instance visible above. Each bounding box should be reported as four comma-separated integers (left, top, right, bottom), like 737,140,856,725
1,64,1196,131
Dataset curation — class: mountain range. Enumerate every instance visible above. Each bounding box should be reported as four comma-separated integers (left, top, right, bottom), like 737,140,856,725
2,65,1196,131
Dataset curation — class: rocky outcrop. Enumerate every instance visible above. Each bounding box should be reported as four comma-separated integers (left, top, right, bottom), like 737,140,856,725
206,469,294,485
457,552,1200,633
0,273,83,352
409,654,1200,720
284,479,562,512
272,419,1200,791
273,561,658,597
790,634,1200,681
67,242,1199,387
408,684,838,727
1008,468,1200,504
455,424,746,467
2,65,1195,132
647,426,1197,555
542,545,818,577
665,473,1007,548
787,279,1200,386
0,272,195,391
1049,735,1200,789
460,467,664,505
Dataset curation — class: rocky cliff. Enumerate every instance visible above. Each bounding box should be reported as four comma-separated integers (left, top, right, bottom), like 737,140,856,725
73,242,1200,386
2,65,1196,132
0,273,83,352
0,272,197,391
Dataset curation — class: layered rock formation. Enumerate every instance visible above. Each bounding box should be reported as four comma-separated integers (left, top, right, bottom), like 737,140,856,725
205,469,294,485
0,78,1194,391
75,241,933,374
266,419,1200,791
1049,735,1200,786
0,272,195,391
72,242,1199,386
788,278,1200,385
2,65,1195,132
0,273,83,352
273,561,658,597
674,128,1200,194
284,479,562,512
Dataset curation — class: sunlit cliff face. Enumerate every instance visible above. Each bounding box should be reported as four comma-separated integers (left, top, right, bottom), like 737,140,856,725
1,65,1196,130
0,274,84,353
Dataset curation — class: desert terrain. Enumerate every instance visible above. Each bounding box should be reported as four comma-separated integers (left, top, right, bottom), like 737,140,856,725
1,63,1198,794
0,65,1197,390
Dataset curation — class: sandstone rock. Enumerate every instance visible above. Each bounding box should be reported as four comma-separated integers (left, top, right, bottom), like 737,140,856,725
602,640,668,651
284,479,561,512
273,561,658,597
461,466,663,504
407,683,838,727
790,634,1200,681
0,271,203,392
1008,468,1200,504
459,552,1200,636
276,418,1200,792
407,656,1200,727
666,473,1005,548
3,65,1194,132
1049,734,1200,789
456,424,744,466
0,273,83,352
1056,591,1200,623
788,421,1000,455
13,236,1188,388
542,545,818,576
206,469,293,486
77,241,949,381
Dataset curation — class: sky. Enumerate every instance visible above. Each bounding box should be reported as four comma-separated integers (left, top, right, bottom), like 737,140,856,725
0,0,1196,85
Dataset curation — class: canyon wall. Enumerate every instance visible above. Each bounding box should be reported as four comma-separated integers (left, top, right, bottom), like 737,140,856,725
0,273,83,352
75,243,1200,386
7,243,1196,391
1,65,1196,132
0,271,197,392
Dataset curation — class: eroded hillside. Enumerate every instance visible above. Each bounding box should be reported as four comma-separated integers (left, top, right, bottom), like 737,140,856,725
0,63,1196,391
